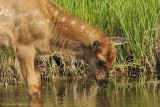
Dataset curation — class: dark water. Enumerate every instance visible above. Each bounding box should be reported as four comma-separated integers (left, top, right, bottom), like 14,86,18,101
0,77,160,107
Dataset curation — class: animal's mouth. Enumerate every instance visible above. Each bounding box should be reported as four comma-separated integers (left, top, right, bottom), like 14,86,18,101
94,70,109,88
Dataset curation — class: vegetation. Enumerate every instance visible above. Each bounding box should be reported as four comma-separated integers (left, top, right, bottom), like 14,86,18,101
0,0,160,84
0,47,22,85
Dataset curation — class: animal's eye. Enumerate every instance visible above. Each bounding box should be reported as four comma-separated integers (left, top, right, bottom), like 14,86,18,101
97,60,104,67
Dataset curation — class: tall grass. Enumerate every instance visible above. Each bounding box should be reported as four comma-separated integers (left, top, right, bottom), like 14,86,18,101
0,47,22,85
54,0,160,73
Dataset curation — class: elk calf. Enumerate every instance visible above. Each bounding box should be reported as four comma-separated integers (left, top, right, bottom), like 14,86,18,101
0,0,128,99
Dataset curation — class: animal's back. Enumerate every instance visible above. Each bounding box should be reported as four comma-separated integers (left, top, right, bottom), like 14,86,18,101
0,0,53,45
0,0,39,29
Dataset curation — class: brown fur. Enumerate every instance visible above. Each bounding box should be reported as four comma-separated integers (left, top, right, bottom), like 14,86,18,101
0,0,128,99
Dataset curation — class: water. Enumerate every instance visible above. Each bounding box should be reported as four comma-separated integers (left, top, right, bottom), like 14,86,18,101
0,77,160,107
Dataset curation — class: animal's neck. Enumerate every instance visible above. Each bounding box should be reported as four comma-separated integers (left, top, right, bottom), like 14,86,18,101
49,21,92,58
43,0,101,57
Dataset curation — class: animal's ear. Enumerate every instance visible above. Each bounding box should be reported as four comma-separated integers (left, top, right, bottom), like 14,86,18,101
92,40,101,51
111,37,129,46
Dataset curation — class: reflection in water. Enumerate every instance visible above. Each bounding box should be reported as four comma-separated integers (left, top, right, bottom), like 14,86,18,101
29,98,43,107
0,76,160,107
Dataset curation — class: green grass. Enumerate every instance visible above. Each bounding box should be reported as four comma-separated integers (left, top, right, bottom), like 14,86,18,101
54,0,160,73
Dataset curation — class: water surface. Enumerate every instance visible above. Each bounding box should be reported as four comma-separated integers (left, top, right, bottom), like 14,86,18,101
0,77,160,107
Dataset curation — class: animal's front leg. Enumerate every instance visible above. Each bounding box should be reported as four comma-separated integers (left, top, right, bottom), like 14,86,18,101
17,46,41,99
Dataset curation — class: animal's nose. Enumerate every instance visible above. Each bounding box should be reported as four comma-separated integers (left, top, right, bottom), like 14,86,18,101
98,80,108,88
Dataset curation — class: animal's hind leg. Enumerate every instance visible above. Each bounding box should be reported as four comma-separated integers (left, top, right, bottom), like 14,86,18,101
17,46,41,99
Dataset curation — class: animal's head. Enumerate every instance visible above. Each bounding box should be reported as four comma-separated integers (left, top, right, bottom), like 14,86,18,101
87,37,129,87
